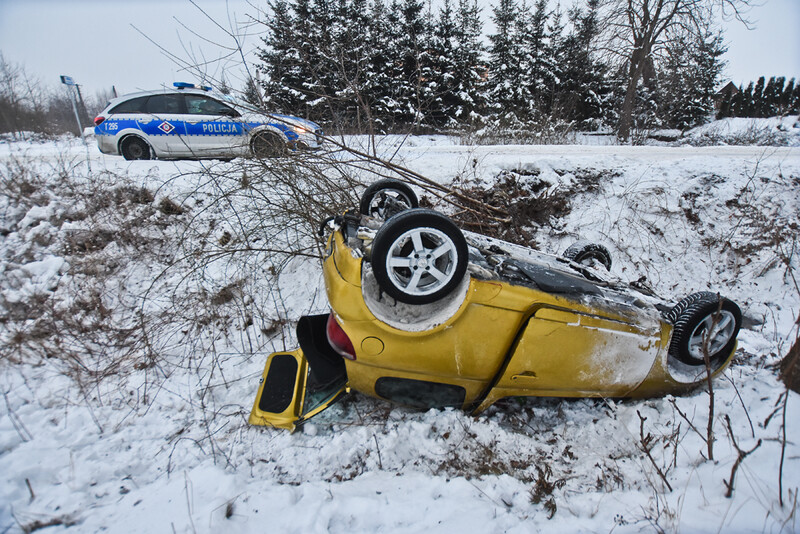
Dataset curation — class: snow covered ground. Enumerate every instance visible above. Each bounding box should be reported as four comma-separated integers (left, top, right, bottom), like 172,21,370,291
1,128,799,533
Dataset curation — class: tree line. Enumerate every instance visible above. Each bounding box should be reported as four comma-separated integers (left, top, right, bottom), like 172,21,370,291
0,53,112,138
717,76,800,120
256,0,794,139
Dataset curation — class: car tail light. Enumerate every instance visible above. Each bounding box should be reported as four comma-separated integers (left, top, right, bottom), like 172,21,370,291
94,116,105,126
326,313,356,360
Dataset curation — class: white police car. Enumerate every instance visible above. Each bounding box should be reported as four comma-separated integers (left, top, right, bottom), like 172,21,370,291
93,83,323,160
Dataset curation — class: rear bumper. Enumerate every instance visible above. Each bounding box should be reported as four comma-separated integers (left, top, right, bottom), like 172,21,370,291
95,134,118,155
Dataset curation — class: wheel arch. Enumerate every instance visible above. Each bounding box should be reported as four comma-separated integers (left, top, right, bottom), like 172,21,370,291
117,132,154,157
248,124,288,144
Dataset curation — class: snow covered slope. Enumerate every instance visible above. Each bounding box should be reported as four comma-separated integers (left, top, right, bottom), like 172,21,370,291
1,137,798,533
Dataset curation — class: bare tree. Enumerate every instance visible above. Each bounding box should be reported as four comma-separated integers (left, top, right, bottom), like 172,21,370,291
0,52,27,135
599,0,753,140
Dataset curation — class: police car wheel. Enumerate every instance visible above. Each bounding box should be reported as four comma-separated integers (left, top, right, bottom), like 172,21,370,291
121,137,152,161
251,132,286,158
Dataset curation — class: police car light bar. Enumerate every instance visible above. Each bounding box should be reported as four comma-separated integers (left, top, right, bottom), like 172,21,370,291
173,82,212,91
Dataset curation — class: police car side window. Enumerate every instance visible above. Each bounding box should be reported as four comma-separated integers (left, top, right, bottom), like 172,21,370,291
185,95,239,117
146,94,183,114
109,96,148,114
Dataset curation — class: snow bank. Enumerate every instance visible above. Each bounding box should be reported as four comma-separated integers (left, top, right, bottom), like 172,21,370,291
681,115,800,146
1,137,798,533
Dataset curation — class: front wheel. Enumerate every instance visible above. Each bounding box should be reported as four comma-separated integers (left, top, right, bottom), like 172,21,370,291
251,131,286,158
666,292,742,368
371,209,468,305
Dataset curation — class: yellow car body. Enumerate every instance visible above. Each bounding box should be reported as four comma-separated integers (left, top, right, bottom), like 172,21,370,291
250,209,737,431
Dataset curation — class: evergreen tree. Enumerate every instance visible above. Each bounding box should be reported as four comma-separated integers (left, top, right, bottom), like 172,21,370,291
328,0,372,128
729,84,744,117
511,0,536,121
523,0,555,118
451,0,486,125
542,4,565,117
660,29,726,128
741,82,754,117
379,0,411,126
425,0,459,127
781,78,796,114
553,0,610,127
243,76,263,107
487,0,524,124
395,0,429,126
752,76,766,117
362,0,398,131
763,76,785,117
257,0,301,113
716,89,732,119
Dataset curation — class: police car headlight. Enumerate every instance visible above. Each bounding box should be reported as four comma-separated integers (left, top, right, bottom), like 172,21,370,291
293,125,310,134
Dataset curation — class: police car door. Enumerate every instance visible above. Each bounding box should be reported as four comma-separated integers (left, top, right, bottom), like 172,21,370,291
140,94,187,156
182,94,245,156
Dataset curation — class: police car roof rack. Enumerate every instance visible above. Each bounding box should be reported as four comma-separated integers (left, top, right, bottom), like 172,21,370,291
173,82,212,91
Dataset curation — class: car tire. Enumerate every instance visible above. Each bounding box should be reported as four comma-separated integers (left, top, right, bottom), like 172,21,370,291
563,241,612,270
251,131,286,158
121,136,152,161
371,209,468,305
359,179,419,219
666,292,742,367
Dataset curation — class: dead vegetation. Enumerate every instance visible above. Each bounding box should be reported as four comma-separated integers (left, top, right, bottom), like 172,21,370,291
449,167,617,247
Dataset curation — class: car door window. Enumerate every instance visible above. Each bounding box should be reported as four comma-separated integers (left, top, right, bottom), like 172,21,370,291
109,96,148,114
185,95,239,117
146,94,184,114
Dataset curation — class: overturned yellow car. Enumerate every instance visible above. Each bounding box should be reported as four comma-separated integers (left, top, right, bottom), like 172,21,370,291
250,180,741,431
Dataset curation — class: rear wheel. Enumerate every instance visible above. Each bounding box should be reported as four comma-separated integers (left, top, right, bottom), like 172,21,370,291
371,209,468,305
121,137,151,160
666,292,741,368
360,179,419,219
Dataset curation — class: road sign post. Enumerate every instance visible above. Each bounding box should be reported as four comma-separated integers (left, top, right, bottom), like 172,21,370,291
60,75,92,174
60,75,85,136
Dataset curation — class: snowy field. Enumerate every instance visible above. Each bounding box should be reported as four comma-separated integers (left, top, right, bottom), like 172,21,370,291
1,124,799,533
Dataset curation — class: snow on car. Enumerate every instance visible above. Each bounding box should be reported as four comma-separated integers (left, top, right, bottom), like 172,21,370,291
93,82,323,160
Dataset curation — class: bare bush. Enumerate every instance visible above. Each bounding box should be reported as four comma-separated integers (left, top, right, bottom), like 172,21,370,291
0,156,179,396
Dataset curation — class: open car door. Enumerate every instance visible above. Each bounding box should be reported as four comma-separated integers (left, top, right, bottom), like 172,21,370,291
249,315,348,432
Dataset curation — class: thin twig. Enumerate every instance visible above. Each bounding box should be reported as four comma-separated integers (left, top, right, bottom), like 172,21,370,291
701,297,724,461
637,410,673,492
2,391,32,442
668,398,706,444
723,375,755,438
779,390,788,507
373,434,383,470
722,414,762,498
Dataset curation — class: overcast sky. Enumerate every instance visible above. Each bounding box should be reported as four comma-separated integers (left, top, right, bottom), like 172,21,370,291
0,0,798,100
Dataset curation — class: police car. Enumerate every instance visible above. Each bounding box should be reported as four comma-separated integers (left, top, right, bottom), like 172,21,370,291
93,83,323,160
